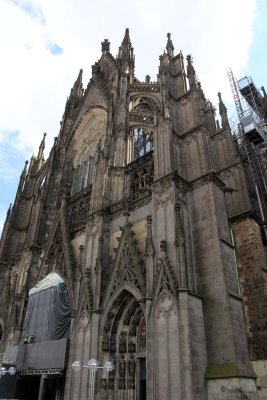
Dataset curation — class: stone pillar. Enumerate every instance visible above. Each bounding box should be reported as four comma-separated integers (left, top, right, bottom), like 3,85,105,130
38,374,47,400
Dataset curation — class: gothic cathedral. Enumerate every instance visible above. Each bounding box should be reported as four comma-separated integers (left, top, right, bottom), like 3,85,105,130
0,29,264,399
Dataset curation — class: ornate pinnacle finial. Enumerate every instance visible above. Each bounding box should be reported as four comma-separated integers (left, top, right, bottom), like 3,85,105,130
261,86,266,98
186,54,192,64
73,69,83,97
7,203,12,217
145,75,151,83
38,132,46,159
21,160,28,178
77,69,83,82
118,28,134,70
218,92,230,129
186,54,197,90
166,32,174,58
101,39,110,53
123,28,130,43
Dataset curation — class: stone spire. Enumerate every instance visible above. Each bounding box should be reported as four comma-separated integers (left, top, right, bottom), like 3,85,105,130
71,69,83,101
37,132,46,159
117,28,135,73
6,203,12,218
218,92,230,129
18,160,28,192
186,54,197,90
166,33,174,58
120,28,131,58
63,69,84,124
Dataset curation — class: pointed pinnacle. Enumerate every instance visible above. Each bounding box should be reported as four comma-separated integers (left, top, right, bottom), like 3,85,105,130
186,54,193,65
75,69,83,86
218,92,227,112
23,160,29,172
77,68,83,81
7,203,12,217
38,133,46,158
123,27,130,44
166,32,174,57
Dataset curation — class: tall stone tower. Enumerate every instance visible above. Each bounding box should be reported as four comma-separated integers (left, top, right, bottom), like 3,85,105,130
0,30,260,399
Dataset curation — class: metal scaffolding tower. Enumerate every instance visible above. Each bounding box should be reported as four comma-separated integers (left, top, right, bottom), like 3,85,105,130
238,75,264,120
227,68,244,122
228,68,267,230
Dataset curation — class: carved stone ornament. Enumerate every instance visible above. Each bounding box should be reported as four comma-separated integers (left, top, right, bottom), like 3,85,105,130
102,336,110,352
119,333,127,353
118,378,126,390
110,337,116,353
128,340,136,353
156,293,176,319
128,355,136,377
155,189,175,210
138,327,146,352
78,312,89,330
119,355,126,378
104,312,115,332
128,378,135,389
101,378,108,389
108,377,114,389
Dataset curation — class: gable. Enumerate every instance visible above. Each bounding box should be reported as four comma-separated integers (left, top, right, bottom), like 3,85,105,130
103,221,146,307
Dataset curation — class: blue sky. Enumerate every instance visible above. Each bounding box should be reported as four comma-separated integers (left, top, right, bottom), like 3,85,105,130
0,0,266,234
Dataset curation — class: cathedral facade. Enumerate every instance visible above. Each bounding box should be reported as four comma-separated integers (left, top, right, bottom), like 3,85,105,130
0,29,265,399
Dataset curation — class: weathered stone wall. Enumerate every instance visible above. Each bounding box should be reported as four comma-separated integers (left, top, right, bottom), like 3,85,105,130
232,218,267,360
253,360,267,400
207,377,258,400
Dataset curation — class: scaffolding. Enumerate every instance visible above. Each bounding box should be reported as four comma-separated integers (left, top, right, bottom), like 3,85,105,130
238,75,264,120
227,68,244,122
228,68,267,230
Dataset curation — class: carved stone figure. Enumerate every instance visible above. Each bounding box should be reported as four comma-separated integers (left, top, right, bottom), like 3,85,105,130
128,340,136,353
102,336,109,351
119,333,127,353
119,355,126,378
128,355,135,377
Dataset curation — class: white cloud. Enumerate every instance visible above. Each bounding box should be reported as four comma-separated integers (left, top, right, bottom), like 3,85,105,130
0,0,260,232
8,0,46,25
0,131,28,181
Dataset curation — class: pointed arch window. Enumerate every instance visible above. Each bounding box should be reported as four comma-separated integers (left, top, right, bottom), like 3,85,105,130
71,157,94,196
131,128,153,161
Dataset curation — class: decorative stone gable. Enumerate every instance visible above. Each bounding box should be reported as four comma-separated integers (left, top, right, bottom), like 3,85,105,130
106,219,146,301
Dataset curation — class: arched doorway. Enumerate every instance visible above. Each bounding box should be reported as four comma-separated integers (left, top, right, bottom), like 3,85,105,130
100,289,146,400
